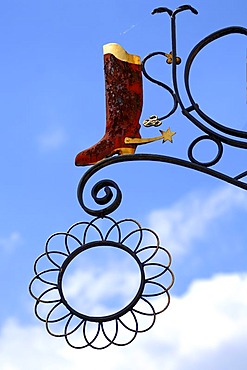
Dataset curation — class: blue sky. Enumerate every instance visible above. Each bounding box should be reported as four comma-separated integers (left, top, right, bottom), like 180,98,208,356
0,0,247,368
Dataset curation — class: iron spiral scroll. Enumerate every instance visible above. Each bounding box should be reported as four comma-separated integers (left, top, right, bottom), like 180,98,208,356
30,4,247,349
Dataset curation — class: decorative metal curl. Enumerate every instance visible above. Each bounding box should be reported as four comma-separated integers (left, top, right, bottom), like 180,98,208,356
29,216,174,349
140,4,247,183
77,172,122,217
151,6,247,145
142,51,178,122
77,154,247,221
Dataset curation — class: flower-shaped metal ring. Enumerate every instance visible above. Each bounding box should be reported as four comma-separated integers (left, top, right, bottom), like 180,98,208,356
29,216,174,349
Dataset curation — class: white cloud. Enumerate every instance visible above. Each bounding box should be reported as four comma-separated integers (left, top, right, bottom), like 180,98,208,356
1,273,247,370
0,232,23,252
148,186,247,257
38,126,67,151
19,185,247,369
158,273,247,354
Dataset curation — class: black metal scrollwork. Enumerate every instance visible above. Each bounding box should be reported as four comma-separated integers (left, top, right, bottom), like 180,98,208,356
184,26,247,148
141,4,247,180
142,52,179,122
77,176,122,217
29,217,174,349
30,4,247,350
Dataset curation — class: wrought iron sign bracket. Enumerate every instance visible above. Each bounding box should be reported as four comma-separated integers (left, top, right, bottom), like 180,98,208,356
30,4,247,350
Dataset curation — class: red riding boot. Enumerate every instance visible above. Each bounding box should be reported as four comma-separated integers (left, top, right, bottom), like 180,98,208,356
75,43,143,166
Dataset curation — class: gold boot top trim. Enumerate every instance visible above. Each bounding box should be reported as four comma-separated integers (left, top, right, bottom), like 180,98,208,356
103,43,141,65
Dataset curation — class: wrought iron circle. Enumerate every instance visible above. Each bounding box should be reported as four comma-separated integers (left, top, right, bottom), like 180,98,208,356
57,240,146,323
188,135,223,167
29,216,174,349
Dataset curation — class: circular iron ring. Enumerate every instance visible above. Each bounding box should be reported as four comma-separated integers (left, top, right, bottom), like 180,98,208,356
57,240,145,323
188,135,223,167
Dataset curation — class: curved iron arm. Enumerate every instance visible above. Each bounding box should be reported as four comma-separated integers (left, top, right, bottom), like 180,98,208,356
184,26,247,144
77,154,247,218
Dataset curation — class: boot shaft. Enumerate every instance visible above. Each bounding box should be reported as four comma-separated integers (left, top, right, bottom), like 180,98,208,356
104,43,142,138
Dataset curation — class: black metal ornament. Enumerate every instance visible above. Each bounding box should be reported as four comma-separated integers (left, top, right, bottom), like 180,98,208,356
29,216,174,349
30,4,247,349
